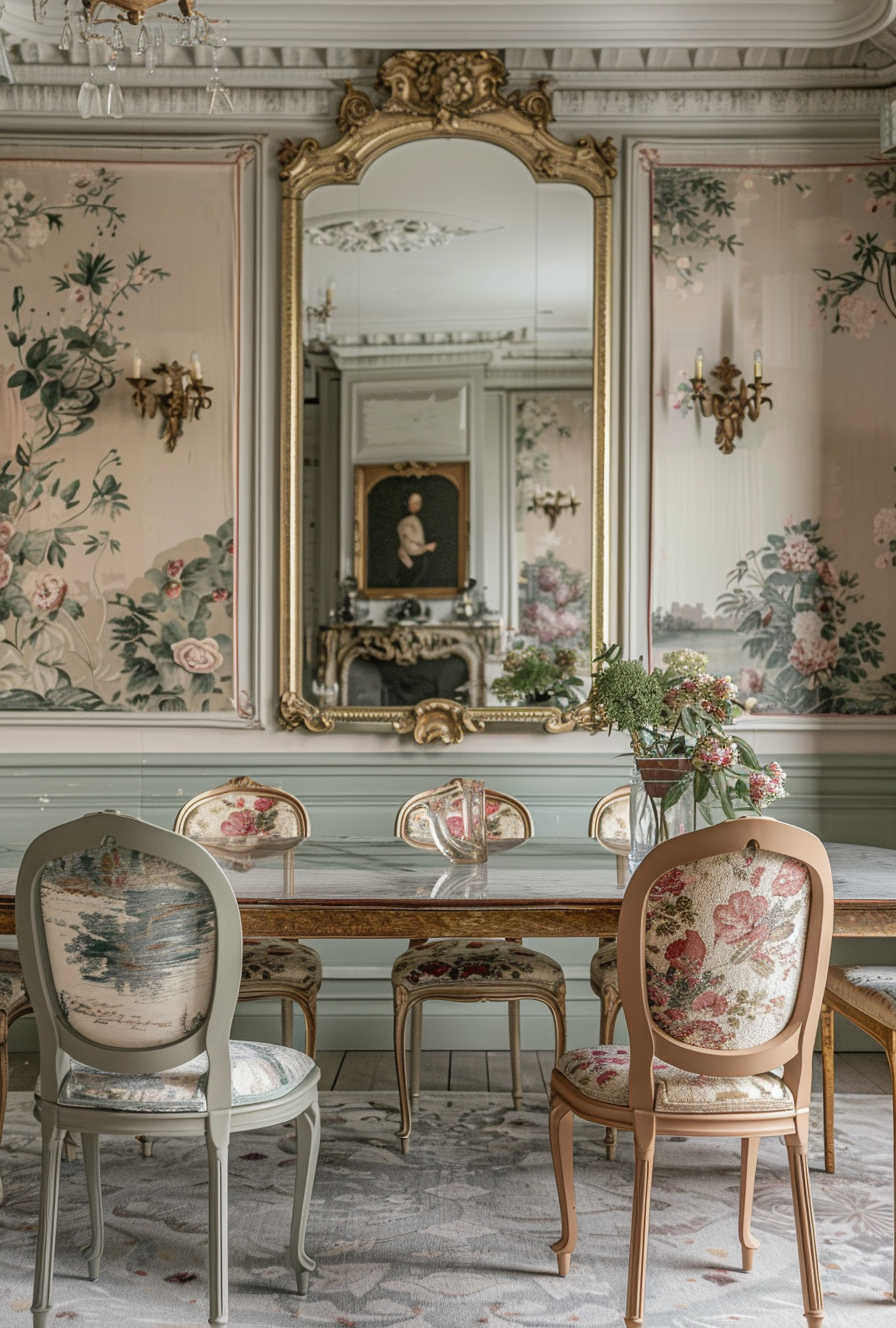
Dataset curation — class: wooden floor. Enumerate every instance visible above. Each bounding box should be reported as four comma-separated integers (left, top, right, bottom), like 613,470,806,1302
8,1050,892,1096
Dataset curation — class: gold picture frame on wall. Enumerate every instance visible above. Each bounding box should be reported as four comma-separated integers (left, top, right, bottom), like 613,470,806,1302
278,49,616,744
355,461,470,599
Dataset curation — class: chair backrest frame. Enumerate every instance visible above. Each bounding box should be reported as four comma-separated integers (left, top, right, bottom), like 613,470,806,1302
16,811,242,1114
174,775,311,839
395,781,534,848
616,817,833,1115
588,785,631,849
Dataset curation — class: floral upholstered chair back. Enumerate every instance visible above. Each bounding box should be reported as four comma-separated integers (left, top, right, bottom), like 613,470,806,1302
617,819,833,1107
589,786,631,853
16,813,242,1101
175,777,310,842
396,783,534,851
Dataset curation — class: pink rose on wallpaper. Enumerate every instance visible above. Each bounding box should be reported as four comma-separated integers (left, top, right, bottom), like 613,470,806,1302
816,560,837,587
778,533,817,574
166,559,185,580
0,550,12,592
713,891,770,946
521,600,559,643
738,666,765,696
789,634,838,677
171,636,224,674
27,572,67,613
219,809,257,837
770,859,809,898
212,587,230,602
0,518,14,549
163,580,182,600
664,929,706,979
538,564,561,594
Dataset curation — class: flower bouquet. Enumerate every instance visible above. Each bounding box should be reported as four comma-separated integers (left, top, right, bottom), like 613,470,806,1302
492,643,584,708
590,645,787,860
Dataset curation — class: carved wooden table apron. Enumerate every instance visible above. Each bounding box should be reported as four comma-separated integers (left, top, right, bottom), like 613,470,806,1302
0,839,893,939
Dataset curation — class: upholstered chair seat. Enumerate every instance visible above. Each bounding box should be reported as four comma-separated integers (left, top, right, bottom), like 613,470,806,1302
391,783,567,1152
175,777,321,1058
556,1045,794,1114
821,964,896,1294
52,1042,316,1114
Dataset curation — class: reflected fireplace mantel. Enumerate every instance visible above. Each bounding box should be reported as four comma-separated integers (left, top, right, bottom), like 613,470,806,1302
317,621,505,708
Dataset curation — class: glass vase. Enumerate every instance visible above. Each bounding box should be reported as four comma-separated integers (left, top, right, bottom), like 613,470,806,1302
425,778,488,864
628,757,696,872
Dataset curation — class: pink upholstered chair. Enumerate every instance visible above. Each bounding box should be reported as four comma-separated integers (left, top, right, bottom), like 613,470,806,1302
175,777,321,1058
392,783,566,1151
549,818,833,1327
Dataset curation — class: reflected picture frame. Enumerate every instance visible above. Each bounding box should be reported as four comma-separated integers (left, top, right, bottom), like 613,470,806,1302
355,461,470,599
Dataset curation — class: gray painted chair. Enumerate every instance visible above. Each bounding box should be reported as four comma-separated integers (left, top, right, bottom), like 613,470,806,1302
16,811,320,1327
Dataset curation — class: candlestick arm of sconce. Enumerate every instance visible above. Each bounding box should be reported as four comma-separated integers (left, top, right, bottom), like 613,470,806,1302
687,357,773,455
127,359,214,452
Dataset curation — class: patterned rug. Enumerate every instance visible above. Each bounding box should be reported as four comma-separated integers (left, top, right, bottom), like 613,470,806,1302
0,1090,891,1327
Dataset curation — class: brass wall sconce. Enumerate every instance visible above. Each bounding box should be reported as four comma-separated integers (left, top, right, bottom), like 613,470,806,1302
306,284,335,349
127,350,213,452
689,348,772,454
527,486,581,530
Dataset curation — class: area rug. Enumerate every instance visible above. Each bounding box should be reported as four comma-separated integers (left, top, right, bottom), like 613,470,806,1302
0,1091,891,1327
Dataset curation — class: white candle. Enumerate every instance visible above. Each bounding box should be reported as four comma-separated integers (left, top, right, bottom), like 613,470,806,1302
695,347,704,380
131,348,141,379
190,350,202,381
753,348,763,379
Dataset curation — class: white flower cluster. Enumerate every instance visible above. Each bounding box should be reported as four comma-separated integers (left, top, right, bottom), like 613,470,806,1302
0,178,49,263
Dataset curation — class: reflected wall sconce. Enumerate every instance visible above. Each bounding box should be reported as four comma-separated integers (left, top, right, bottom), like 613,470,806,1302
127,350,213,452
527,486,580,529
306,284,335,348
689,348,772,454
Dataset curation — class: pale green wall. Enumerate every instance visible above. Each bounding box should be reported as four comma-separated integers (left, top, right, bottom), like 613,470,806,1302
3,750,894,1054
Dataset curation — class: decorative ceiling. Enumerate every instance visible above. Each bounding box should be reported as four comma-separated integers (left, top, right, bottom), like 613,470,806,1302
3,0,896,49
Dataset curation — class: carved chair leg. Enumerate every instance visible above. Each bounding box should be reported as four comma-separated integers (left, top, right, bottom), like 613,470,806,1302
410,1003,423,1102
786,1123,824,1325
625,1111,656,1328
206,1114,230,1326
281,999,295,1049
289,1099,320,1295
739,1136,760,1271
509,1001,523,1109
81,1133,104,1281
599,987,621,1162
393,990,413,1154
887,1039,896,1297
31,1114,65,1327
821,1004,835,1174
549,1094,577,1275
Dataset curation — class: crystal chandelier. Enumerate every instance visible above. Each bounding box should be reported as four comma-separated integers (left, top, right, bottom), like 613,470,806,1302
33,0,233,116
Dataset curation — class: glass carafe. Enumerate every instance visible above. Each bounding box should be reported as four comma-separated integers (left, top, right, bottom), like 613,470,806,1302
425,778,488,864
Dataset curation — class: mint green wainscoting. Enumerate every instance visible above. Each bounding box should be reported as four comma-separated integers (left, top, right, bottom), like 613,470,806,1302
2,751,894,1053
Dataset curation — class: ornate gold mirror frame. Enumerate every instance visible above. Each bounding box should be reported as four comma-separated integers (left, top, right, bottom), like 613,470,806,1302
278,49,616,744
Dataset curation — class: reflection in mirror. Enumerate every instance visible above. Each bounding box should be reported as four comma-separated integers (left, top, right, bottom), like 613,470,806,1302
301,139,594,713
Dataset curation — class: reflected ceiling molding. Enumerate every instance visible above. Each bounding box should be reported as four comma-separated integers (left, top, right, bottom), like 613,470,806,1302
304,210,502,253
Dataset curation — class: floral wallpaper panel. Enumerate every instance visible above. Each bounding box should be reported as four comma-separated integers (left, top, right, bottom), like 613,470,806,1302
0,158,239,713
650,157,896,714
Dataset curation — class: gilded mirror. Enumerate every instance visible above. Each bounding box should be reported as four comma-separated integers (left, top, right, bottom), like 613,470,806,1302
279,50,615,743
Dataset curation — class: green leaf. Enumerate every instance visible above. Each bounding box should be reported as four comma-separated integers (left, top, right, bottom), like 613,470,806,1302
25,337,51,370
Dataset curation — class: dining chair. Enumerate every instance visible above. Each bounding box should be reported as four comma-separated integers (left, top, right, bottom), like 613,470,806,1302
175,776,321,1058
392,783,566,1152
0,949,32,1150
16,810,320,1327
821,966,896,1293
587,785,630,1160
549,818,833,1327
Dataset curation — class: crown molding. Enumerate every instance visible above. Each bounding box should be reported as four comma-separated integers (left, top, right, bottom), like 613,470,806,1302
4,0,896,49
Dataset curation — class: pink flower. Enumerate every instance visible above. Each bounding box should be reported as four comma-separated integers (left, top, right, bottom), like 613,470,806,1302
738,666,765,696
713,891,770,946
537,564,561,594
253,797,275,812
876,554,893,570
639,146,661,172
816,560,837,587
163,580,182,600
664,930,706,981
171,636,224,674
212,587,230,602
0,550,12,592
692,991,729,1017
838,229,854,245
778,533,817,574
166,559,185,580
554,608,583,639
27,571,67,612
219,809,257,837
837,291,879,340
691,737,738,772
650,867,690,899
788,634,838,677
521,600,560,644
226,539,234,555
770,858,808,897
0,518,14,549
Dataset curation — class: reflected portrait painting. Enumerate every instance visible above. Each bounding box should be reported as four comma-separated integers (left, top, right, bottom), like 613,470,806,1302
355,461,469,597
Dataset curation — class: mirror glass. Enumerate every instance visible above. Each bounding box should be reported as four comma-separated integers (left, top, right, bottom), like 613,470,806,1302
301,138,594,713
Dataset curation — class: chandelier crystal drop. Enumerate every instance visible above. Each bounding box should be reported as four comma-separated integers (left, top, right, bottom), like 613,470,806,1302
34,0,233,115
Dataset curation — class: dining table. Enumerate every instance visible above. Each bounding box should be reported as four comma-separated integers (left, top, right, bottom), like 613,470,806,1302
0,836,894,940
